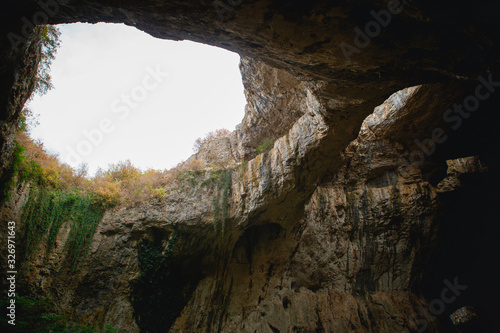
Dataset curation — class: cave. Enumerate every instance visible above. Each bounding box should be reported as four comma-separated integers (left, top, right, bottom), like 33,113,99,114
1,0,500,332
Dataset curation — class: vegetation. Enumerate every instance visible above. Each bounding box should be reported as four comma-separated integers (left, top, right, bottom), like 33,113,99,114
256,137,276,155
192,128,230,153
4,124,237,268
22,185,105,269
90,160,172,207
2,143,25,202
177,169,205,187
6,123,236,247
1,24,61,202
0,295,120,333
132,228,184,333
237,160,249,168
35,25,61,96
211,169,232,235
16,107,39,133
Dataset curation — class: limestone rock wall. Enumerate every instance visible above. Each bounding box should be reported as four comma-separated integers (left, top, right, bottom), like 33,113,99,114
170,86,445,333
235,57,312,160
9,75,473,333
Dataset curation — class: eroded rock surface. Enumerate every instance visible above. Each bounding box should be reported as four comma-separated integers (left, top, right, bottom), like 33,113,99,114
7,73,492,333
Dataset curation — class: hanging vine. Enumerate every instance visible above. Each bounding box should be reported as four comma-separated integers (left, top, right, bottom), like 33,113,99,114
211,169,232,235
22,184,105,269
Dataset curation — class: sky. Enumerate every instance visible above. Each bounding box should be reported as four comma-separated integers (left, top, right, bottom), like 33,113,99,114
28,23,246,176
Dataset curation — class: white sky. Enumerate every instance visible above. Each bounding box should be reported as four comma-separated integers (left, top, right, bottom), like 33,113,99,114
28,23,246,176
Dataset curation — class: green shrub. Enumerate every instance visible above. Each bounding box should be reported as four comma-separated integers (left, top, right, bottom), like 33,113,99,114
1,142,25,202
256,137,275,155
151,187,169,199
237,160,248,170
22,185,105,269
178,170,204,186
211,170,232,235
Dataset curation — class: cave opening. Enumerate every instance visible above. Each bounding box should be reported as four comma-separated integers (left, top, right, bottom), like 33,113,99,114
3,1,500,332
26,22,246,176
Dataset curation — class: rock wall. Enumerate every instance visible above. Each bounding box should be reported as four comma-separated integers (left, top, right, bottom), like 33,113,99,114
169,85,446,332
235,57,311,160
6,70,495,332
0,24,42,192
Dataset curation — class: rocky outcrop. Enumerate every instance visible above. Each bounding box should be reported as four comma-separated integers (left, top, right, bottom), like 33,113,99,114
235,57,311,160
189,132,241,167
169,86,445,332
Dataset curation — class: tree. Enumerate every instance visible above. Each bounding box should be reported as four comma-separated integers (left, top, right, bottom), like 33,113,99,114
34,25,61,96
19,26,61,133
17,107,39,133
193,129,231,153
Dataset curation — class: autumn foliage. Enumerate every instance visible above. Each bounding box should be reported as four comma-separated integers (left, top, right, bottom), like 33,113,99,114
7,130,229,208
193,128,231,153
